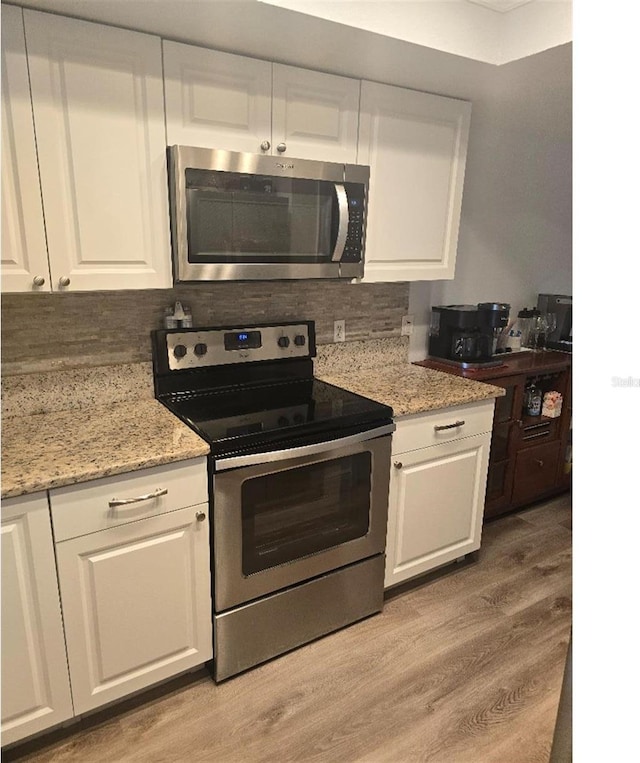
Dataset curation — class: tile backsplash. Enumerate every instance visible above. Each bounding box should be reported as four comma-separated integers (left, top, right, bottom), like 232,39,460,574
1,281,409,375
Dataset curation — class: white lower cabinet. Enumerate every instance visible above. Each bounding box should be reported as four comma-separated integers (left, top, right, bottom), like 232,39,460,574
1,493,73,746
385,402,494,589
1,458,212,746
54,503,212,714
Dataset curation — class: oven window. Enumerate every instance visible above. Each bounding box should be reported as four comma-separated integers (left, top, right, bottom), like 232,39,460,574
241,453,371,575
185,169,337,264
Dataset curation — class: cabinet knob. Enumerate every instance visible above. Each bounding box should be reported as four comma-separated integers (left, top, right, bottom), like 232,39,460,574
32,275,46,287
196,511,206,522
260,140,271,151
276,142,287,153
535,459,544,468
394,461,403,469
58,276,71,288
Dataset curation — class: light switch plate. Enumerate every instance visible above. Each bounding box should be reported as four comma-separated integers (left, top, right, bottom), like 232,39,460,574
401,315,414,336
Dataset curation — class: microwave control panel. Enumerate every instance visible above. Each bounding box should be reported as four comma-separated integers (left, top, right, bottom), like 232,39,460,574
342,182,366,263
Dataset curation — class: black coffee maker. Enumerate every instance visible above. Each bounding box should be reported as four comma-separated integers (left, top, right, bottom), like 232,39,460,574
429,302,510,368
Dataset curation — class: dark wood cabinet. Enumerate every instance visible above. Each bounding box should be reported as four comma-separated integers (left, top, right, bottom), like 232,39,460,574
414,351,571,520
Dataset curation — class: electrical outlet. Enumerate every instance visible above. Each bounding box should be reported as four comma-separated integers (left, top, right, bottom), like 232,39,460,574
334,319,346,343
401,314,414,336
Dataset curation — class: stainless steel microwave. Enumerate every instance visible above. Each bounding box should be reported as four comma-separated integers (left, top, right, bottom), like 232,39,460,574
168,146,369,282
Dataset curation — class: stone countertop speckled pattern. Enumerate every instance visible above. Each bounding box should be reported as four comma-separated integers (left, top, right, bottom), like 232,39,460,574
316,363,505,417
1,399,210,499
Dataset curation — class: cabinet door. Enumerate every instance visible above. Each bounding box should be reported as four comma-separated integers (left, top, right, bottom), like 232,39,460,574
512,441,562,507
272,64,360,163
1,6,51,293
1,493,73,746
163,41,272,153
484,375,525,519
55,504,212,714
24,11,171,291
358,81,471,282
385,433,490,589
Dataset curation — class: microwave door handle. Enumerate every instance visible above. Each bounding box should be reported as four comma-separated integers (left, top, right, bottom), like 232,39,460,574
331,183,349,262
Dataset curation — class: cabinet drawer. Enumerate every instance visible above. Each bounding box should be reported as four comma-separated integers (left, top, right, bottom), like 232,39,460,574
512,441,561,505
50,457,208,541
392,400,495,456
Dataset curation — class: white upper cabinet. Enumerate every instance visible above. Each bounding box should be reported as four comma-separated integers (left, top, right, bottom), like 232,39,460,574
22,10,172,291
358,81,472,282
1,6,51,293
271,64,359,163
163,42,360,163
163,43,272,155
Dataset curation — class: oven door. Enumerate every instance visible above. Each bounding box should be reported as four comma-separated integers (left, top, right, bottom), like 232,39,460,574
212,426,392,612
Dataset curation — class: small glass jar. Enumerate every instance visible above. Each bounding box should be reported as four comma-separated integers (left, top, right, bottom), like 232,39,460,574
524,382,542,417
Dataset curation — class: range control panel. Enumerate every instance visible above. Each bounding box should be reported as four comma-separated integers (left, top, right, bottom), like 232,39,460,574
164,323,313,371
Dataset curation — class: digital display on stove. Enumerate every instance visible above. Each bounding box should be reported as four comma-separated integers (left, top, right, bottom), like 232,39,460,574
224,330,262,351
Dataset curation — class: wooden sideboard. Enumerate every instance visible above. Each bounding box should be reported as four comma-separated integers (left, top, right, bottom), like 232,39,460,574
414,351,572,520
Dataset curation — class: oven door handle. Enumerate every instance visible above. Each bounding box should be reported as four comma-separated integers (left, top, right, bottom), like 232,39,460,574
215,423,395,471
330,183,349,262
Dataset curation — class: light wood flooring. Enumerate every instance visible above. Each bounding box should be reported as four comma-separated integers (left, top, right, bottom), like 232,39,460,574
4,494,572,763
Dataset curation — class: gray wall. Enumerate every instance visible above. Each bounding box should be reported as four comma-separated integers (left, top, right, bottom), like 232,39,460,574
411,43,572,360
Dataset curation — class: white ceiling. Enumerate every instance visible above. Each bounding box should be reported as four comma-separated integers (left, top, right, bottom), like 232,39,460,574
259,0,572,64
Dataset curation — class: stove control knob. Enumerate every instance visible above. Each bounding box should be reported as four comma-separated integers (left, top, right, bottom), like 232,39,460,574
194,342,208,357
173,344,188,359
278,336,290,348
294,335,306,346
277,416,290,427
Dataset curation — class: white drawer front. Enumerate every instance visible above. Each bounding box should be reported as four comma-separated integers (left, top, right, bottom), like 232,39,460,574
50,457,208,541
392,400,495,456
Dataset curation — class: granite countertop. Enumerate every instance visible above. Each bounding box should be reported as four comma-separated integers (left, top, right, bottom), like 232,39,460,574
317,363,505,417
1,359,503,499
1,399,210,499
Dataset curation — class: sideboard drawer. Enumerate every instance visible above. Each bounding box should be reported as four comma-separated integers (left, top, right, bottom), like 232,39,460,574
50,457,208,541
512,441,561,506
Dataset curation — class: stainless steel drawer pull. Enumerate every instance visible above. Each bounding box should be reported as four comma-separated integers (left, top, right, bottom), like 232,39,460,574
196,511,206,522
434,420,465,432
108,487,168,508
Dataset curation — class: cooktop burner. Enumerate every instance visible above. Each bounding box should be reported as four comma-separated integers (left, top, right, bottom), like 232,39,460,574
152,321,393,462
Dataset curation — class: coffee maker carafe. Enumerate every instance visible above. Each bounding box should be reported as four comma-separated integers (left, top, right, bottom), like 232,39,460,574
429,302,510,368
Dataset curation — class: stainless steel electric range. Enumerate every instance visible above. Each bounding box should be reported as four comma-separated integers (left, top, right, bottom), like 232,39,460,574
151,321,394,681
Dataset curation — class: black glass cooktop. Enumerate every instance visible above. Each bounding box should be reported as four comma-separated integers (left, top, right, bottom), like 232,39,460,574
160,378,393,461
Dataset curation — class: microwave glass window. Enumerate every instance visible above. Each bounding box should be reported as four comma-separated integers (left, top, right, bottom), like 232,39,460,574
241,452,372,575
186,170,336,264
